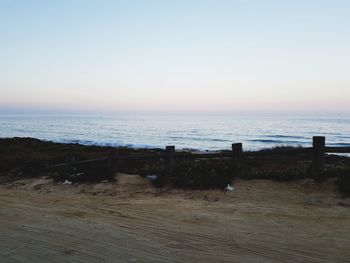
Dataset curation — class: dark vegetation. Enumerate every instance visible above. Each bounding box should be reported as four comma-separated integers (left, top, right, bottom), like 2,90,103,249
0,137,163,183
173,159,233,189
1,137,350,196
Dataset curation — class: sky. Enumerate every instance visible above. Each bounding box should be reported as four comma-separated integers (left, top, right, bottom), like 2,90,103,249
0,0,349,116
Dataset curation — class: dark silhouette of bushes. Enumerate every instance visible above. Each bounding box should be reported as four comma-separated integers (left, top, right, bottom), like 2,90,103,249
337,176,350,197
172,159,233,189
1,138,350,195
242,166,310,181
53,162,114,183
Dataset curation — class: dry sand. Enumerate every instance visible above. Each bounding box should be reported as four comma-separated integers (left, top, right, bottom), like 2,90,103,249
1,174,350,263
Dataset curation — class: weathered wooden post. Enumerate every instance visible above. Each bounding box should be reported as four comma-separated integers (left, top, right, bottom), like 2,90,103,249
232,143,243,177
165,145,176,179
312,136,325,181
107,150,118,180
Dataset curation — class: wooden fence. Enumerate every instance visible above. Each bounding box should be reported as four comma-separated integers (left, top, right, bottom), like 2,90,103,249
48,136,350,181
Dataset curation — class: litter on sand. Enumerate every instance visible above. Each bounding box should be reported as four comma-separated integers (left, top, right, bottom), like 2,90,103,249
146,175,157,181
63,179,72,186
225,184,234,191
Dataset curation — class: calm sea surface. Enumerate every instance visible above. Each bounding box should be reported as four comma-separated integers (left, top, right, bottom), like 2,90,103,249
0,115,349,151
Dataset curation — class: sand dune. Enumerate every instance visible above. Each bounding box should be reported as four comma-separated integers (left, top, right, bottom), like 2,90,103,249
1,174,350,262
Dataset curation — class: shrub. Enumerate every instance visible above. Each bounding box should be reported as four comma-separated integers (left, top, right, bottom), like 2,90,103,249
53,161,114,182
243,166,309,181
336,174,350,198
172,159,233,189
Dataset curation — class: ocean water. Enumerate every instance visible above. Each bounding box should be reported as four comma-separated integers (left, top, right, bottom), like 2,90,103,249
0,115,349,151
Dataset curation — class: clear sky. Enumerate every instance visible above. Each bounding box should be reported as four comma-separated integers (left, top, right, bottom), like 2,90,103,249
0,0,349,115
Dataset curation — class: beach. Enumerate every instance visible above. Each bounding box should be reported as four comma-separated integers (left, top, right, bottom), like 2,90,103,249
2,1,350,262
1,174,350,262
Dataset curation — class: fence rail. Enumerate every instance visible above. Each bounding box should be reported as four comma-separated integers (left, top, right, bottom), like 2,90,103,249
325,147,350,153
47,136,350,181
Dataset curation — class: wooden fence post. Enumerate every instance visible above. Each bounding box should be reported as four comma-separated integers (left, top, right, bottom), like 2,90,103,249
232,143,243,177
165,146,176,178
108,150,118,180
312,136,325,181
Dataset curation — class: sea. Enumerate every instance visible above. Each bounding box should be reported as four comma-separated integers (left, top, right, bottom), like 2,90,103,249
0,115,349,151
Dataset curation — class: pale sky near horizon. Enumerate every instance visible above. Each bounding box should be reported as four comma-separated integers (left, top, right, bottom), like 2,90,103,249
0,0,349,116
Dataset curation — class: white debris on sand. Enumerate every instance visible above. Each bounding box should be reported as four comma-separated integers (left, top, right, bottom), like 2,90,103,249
146,175,157,181
63,179,72,186
225,184,234,192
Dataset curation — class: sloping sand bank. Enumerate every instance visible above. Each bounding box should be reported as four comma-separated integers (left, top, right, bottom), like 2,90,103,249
1,175,350,262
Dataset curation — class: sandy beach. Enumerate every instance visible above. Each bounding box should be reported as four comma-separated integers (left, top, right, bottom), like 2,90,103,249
1,174,350,263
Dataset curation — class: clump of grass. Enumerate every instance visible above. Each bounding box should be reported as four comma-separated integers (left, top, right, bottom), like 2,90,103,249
136,162,167,187
53,161,115,183
326,164,350,197
242,166,309,181
172,159,233,189
256,145,303,153
337,175,350,198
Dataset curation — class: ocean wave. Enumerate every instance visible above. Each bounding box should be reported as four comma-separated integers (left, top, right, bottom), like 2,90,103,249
48,138,161,149
328,143,350,147
264,135,306,139
333,135,350,139
169,136,230,142
248,139,303,144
